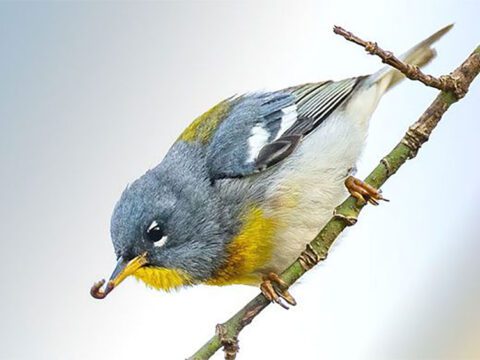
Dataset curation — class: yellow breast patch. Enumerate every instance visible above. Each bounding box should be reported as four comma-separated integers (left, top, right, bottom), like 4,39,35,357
206,205,276,286
178,100,231,144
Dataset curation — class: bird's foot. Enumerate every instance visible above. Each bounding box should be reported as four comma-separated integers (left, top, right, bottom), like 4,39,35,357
260,272,296,309
345,176,389,206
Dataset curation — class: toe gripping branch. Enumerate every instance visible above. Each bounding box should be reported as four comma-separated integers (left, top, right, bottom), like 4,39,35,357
345,176,389,206
260,272,297,310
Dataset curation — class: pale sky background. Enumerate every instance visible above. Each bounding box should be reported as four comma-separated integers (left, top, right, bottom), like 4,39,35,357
1,1,479,359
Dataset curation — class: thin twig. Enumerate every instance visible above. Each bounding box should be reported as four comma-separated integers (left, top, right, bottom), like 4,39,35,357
188,30,480,359
333,25,466,98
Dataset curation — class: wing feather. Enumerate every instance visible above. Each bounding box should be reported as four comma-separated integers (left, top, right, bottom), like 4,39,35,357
206,77,364,180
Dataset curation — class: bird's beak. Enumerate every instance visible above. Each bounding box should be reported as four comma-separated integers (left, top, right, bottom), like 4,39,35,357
90,252,149,299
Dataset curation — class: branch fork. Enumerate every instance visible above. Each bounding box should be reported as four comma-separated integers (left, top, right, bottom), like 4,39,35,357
333,25,468,98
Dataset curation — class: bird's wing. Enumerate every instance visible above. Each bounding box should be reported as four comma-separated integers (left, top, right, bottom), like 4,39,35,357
206,77,363,180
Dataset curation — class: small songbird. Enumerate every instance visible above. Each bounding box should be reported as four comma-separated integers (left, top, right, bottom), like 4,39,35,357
91,25,451,306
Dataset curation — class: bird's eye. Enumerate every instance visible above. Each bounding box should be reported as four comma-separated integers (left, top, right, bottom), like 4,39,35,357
146,220,163,241
146,220,167,247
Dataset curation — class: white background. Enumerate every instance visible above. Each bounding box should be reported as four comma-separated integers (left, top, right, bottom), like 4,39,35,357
1,1,479,359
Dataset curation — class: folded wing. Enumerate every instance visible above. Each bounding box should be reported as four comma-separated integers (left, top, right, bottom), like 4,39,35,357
206,77,363,180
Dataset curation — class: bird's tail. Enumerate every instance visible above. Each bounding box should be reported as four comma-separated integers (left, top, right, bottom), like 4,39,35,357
365,24,453,92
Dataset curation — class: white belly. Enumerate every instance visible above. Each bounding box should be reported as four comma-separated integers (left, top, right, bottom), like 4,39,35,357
260,84,382,273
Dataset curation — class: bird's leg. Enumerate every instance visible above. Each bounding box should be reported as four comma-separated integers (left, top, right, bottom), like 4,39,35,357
260,272,297,309
345,175,388,206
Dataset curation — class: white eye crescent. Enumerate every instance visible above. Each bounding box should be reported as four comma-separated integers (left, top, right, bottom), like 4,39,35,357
148,220,159,232
153,236,168,248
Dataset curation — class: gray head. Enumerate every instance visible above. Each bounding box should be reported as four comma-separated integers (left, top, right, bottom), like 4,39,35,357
90,153,231,298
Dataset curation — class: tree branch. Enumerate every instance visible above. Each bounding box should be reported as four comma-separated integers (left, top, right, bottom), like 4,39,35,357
188,27,480,360
333,25,466,97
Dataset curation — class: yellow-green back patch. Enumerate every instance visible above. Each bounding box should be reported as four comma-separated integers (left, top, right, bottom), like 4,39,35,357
179,100,231,144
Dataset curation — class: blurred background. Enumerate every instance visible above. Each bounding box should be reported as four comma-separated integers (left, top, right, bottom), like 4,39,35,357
1,1,479,359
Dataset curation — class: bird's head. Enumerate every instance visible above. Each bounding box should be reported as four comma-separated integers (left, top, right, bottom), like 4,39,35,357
90,166,226,299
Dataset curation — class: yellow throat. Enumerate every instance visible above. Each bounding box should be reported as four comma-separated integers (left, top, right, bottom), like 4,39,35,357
133,267,191,292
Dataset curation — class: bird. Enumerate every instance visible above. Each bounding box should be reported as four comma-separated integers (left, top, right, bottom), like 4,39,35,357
91,25,452,307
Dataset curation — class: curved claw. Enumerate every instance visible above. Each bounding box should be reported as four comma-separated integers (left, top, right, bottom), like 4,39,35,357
90,279,114,299
345,176,388,206
260,272,297,309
